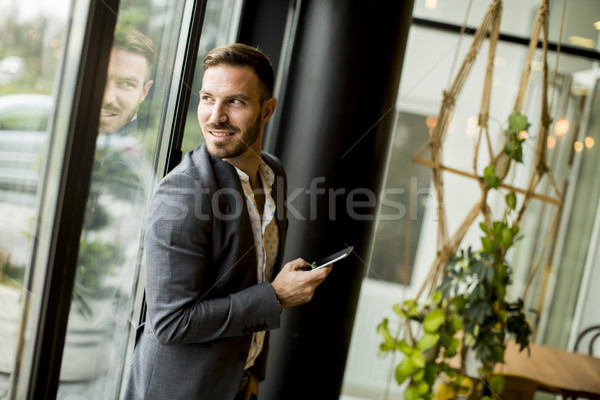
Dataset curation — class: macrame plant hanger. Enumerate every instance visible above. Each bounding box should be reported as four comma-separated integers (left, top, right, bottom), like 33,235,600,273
407,0,563,301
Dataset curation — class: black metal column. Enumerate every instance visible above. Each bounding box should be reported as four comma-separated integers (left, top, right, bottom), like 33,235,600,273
262,0,414,399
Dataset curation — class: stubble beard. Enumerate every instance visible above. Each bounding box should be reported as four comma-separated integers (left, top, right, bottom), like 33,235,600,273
205,113,262,159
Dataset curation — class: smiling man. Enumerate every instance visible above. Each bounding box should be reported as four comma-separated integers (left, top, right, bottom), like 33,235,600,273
99,27,154,135
124,44,332,400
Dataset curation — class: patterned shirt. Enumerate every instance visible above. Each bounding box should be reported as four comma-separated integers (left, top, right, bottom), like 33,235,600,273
235,159,279,369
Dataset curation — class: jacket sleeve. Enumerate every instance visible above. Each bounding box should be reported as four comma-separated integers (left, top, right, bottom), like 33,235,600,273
143,170,281,346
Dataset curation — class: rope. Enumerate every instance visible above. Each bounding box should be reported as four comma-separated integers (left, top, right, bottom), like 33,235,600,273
408,0,564,300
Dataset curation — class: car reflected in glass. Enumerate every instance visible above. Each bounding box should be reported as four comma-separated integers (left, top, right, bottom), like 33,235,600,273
0,94,53,193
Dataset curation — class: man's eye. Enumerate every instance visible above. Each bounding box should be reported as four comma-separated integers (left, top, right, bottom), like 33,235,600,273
230,99,244,105
118,81,136,89
200,96,213,103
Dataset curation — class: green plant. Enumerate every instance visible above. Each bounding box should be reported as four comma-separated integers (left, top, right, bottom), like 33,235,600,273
378,112,533,400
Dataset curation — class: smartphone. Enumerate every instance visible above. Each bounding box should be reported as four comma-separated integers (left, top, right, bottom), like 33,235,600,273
308,246,354,270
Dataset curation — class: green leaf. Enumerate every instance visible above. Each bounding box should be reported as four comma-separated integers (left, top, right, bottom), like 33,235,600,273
377,318,395,352
450,314,463,333
411,351,426,369
511,224,520,236
398,339,414,355
468,302,492,325
393,303,407,318
481,236,492,253
495,263,508,283
508,111,530,134
423,309,446,333
505,191,517,210
395,357,415,384
501,227,513,248
479,222,489,234
485,264,495,283
489,375,505,394
413,367,425,382
484,165,500,189
417,333,439,351
403,299,420,317
416,381,430,395
404,385,418,400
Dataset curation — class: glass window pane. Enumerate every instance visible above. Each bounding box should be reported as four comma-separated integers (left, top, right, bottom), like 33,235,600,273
56,2,189,398
343,1,600,397
181,0,244,154
0,0,69,395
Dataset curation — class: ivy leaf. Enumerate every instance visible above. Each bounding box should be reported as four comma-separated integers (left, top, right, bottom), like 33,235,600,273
395,357,415,385
413,367,425,382
450,314,463,333
484,165,501,189
501,227,513,248
468,301,492,325
393,303,407,318
410,351,426,369
481,236,492,253
377,318,395,351
507,111,530,135
404,385,418,400
485,265,495,283
398,339,414,355
417,333,439,352
505,191,517,210
416,381,430,395
479,221,488,233
423,309,445,333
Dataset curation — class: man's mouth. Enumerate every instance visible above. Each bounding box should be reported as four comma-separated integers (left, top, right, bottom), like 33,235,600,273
210,131,234,137
101,109,117,117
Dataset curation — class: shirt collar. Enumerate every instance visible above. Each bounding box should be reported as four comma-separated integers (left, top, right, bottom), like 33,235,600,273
234,158,275,190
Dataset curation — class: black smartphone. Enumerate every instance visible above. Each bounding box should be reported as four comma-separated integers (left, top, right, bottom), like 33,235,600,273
308,246,354,270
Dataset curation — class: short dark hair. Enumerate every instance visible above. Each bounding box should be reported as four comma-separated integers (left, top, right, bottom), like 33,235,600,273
203,43,274,101
113,26,156,80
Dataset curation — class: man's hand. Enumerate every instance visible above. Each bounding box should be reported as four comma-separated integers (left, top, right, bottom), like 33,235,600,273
271,258,332,309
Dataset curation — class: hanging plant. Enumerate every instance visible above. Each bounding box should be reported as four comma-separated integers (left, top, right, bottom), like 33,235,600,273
378,112,533,400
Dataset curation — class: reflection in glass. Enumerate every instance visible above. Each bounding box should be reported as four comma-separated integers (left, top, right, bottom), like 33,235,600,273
56,3,183,398
368,111,432,285
0,1,68,396
56,0,245,397
181,0,244,154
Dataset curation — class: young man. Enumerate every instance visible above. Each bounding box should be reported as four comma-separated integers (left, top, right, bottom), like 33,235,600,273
124,44,331,400
99,27,154,135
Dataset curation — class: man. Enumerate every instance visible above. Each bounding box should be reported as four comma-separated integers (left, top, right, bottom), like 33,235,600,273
61,27,156,397
99,27,154,135
124,44,331,400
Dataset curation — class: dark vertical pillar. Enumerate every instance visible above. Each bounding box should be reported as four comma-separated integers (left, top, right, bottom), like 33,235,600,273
237,0,290,73
262,0,414,399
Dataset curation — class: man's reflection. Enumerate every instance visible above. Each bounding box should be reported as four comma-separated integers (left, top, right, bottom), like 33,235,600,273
99,27,154,135
60,26,156,396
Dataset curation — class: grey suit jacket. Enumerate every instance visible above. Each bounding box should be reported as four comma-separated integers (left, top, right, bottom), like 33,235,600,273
123,144,288,399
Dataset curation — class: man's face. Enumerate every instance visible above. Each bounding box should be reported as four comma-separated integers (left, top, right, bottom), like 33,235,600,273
197,65,275,160
99,48,153,134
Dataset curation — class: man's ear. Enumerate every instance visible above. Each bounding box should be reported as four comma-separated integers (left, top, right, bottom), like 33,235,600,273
142,80,154,100
262,97,277,122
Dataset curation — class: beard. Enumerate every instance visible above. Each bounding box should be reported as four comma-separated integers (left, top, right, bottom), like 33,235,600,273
204,112,262,159
99,104,139,134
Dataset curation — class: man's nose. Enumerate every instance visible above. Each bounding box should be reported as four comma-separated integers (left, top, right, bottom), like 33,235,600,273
103,81,117,105
208,102,228,124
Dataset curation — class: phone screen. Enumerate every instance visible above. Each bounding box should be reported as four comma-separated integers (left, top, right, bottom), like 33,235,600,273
310,246,354,270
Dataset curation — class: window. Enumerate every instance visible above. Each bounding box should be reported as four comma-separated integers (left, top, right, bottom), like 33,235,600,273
0,0,245,398
0,0,70,395
181,0,244,154
342,0,600,397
